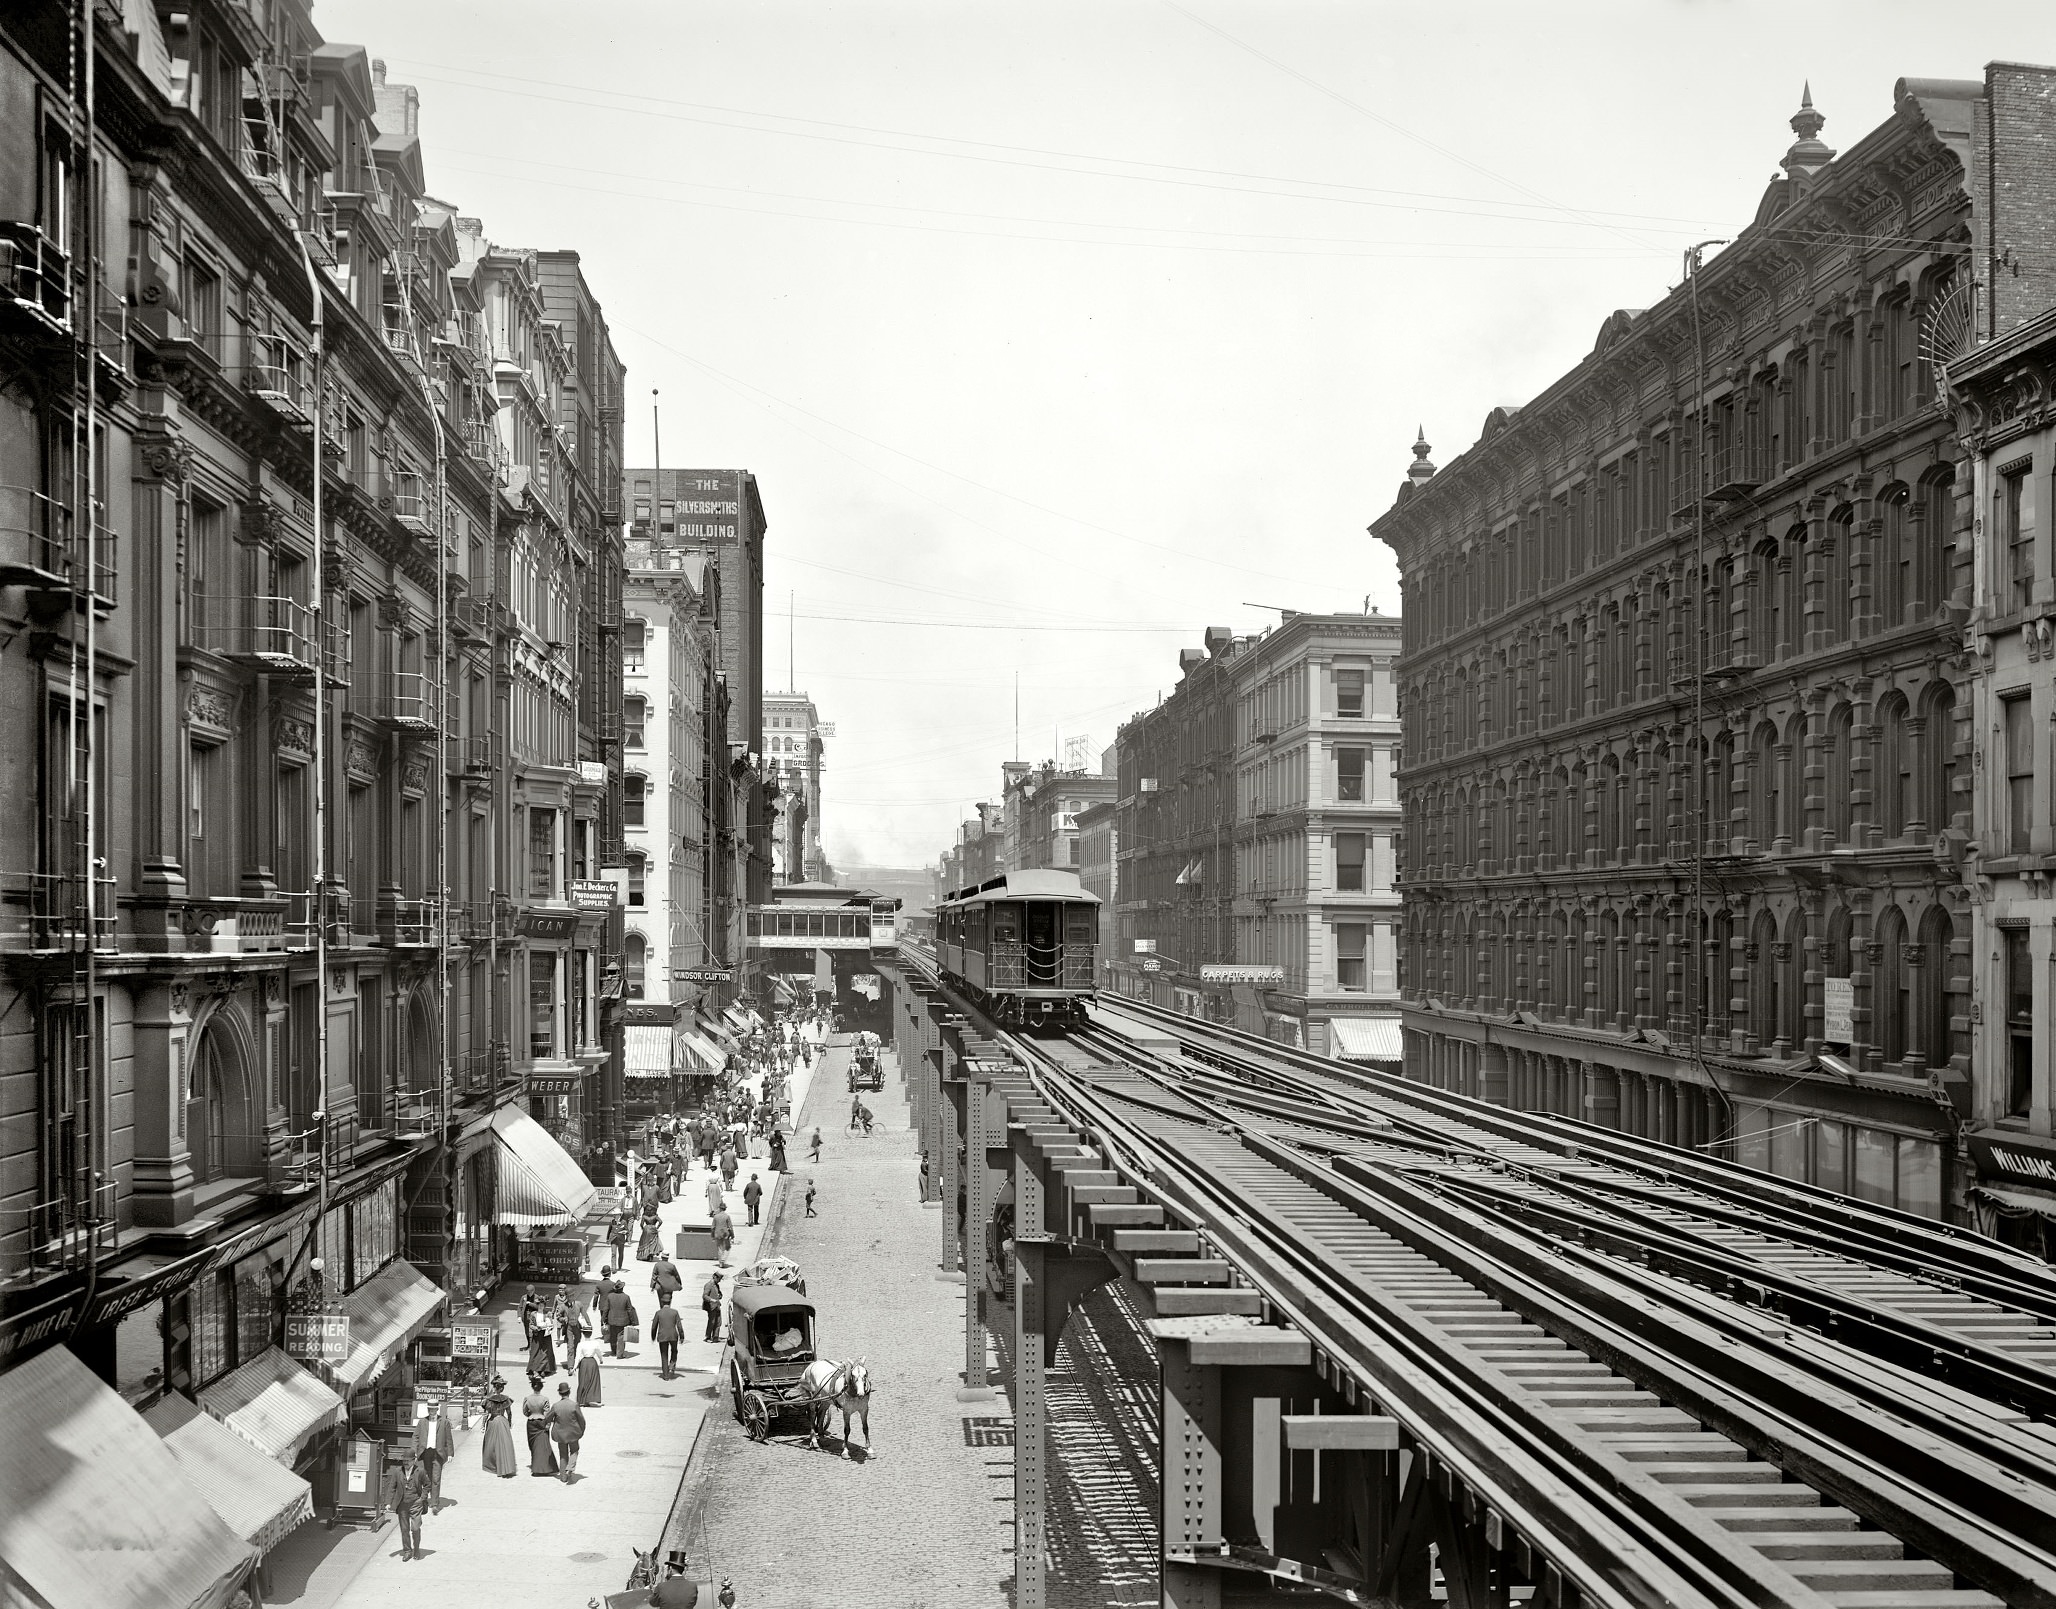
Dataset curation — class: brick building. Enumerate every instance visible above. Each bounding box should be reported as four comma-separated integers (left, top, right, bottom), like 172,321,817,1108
1372,69,2056,1223
0,0,624,1557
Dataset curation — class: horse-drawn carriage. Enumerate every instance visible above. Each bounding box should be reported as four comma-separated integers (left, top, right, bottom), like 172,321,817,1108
726,1284,871,1453
846,1032,884,1093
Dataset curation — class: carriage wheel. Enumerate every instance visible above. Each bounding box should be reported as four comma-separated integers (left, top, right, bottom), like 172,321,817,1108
729,1362,747,1423
741,1391,772,1442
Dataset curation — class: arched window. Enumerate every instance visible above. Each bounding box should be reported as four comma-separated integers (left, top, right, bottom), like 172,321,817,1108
1875,905,1909,1063
1558,908,1580,1022
1920,684,1956,836
1599,909,1622,1022
623,772,647,827
624,932,647,1000
626,851,647,907
1599,754,1622,864
1824,704,1854,845
1914,467,1955,614
1823,506,1854,641
190,1020,260,1183
1876,695,1913,839
1750,721,1780,850
1750,537,1780,661
1876,484,1911,629
1706,731,1734,852
1568,764,1588,868
1918,905,1956,1070
1781,908,1807,1049
1749,909,1780,1047
1782,525,1808,656
623,695,647,749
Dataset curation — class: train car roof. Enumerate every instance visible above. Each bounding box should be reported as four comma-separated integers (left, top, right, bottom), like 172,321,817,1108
938,869,1100,908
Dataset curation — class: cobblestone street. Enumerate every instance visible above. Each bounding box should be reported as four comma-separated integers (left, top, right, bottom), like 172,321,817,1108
665,1040,1015,1609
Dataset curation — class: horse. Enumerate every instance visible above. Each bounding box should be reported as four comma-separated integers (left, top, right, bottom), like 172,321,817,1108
799,1357,874,1457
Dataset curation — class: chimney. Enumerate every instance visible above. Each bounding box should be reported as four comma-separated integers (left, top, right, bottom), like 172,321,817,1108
1178,648,1206,676
372,58,387,89
1203,625,1232,656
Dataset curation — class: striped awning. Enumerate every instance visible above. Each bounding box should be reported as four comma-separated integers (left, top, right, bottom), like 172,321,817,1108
197,1346,346,1464
1,1344,256,1609
325,1260,446,1395
698,1014,739,1052
681,1031,726,1075
1329,1016,1404,1061
146,1393,313,1556
624,1023,676,1077
722,1004,753,1033
493,1104,599,1228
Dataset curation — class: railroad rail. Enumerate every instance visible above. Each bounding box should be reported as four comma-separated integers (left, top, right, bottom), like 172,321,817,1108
882,945,2056,1609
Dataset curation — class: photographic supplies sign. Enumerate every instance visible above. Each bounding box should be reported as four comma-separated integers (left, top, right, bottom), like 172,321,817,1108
1823,978,1854,1043
286,1314,352,1362
450,1322,496,1359
571,880,617,912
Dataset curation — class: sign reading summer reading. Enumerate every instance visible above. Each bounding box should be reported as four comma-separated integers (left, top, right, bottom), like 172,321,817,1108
671,471,743,543
286,1314,352,1362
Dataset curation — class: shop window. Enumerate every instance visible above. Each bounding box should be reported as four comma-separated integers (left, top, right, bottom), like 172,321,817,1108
351,1182,395,1285
529,952,558,1058
529,806,557,899
1814,1120,1847,1195
192,1269,232,1388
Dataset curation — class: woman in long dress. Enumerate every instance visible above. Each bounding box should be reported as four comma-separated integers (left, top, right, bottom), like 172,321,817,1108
576,1344,603,1408
525,1294,557,1379
768,1128,788,1174
657,1151,675,1205
636,1200,663,1262
480,1375,519,1477
521,1374,558,1476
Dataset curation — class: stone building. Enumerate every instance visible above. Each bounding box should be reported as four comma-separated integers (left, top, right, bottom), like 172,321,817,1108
1949,304,2056,1253
1373,69,2056,1223
0,0,622,1500
1074,800,1118,988
764,688,832,883
1017,766,1117,873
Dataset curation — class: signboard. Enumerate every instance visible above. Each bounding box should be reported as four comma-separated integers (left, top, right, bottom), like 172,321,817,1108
671,471,743,543
1139,957,1163,973
623,1002,681,1027
578,761,608,786
450,1321,496,1359
527,1070,585,1096
514,1236,587,1283
570,880,617,912
1965,1129,2056,1188
1822,977,1854,1043
1199,965,1286,985
1133,939,1157,953
518,911,580,941
587,1187,625,1217
673,967,734,984
286,1313,352,1362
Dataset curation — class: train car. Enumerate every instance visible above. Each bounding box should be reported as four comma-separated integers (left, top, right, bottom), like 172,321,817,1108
934,869,1098,1029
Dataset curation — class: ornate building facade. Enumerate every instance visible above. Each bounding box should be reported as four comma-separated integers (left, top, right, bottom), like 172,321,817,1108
1373,69,2056,1224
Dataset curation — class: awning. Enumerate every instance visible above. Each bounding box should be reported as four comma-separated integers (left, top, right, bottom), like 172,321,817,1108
698,1015,739,1052
624,1023,676,1077
146,1393,313,1555
493,1103,599,1227
1976,1184,2056,1219
0,1344,256,1609
197,1347,345,1464
1329,1017,1405,1061
681,1031,726,1075
722,1004,753,1033
326,1260,447,1395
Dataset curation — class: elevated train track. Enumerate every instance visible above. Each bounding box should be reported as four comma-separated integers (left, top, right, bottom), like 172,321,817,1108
886,945,2056,1608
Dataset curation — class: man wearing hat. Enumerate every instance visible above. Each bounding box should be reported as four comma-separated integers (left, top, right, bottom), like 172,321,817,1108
646,1551,698,1606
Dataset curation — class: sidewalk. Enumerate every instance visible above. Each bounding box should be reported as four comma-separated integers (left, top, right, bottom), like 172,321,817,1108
660,1040,1015,1609
266,1028,824,1609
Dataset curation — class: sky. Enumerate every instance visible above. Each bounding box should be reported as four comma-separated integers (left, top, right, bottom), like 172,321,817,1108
324,0,2056,869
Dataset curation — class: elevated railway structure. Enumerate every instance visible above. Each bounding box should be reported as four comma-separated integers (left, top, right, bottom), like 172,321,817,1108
880,944,2056,1609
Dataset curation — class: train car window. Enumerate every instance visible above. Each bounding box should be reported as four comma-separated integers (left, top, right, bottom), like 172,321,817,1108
1064,907,1094,944
1025,904,1056,948
992,905,1020,943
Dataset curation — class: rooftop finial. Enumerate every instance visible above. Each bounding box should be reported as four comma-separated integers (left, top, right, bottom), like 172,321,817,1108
1407,426,1436,485
1782,82,1835,179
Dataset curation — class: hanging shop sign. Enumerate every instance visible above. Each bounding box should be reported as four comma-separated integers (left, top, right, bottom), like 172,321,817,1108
1822,978,1854,1043
286,1314,353,1362
515,1237,587,1283
1199,965,1285,985
527,1070,586,1096
1965,1129,2056,1188
570,880,617,912
587,1187,625,1218
673,967,734,984
1139,958,1163,973
518,912,581,942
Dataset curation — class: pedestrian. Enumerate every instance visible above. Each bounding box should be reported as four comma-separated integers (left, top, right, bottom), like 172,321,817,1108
393,1449,432,1560
698,1124,716,1173
557,1288,585,1370
804,1179,818,1218
919,1151,930,1200
809,1126,822,1165
768,1127,788,1174
608,1209,629,1273
480,1374,518,1478
522,1287,557,1379
595,1266,627,1356
711,1203,735,1266
577,1338,604,1407
700,1270,725,1342
650,1249,683,1302
637,1199,663,1262
741,1172,763,1226
421,1400,455,1508
521,1373,558,1477
651,1290,686,1379
546,1380,587,1482
720,1150,738,1190
657,1149,676,1205
704,1171,724,1217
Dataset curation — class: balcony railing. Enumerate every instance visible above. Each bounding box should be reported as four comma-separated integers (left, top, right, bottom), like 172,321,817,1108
25,872,116,952
0,220,70,328
375,670,443,731
19,1179,120,1275
379,896,441,947
246,333,312,424
389,470,432,537
284,886,353,948
381,320,423,370
0,484,115,600
191,593,319,674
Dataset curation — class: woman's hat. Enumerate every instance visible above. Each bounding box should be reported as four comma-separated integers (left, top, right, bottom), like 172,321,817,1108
491,1374,507,1386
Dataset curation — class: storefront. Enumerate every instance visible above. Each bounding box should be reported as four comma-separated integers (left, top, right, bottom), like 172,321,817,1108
146,1391,315,1595
0,1345,257,1609
1966,1129,2056,1259
1329,1015,1404,1070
